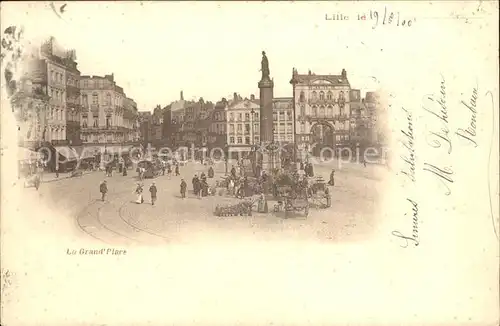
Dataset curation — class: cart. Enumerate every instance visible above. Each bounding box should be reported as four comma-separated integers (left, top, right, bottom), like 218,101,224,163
308,177,331,208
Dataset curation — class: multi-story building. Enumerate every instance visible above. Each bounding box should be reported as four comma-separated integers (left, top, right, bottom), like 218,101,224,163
207,98,228,152
291,68,351,158
39,37,71,145
151,105,164,146
64,50,81,146
224,93,295,158
225,93,260,158
11,60,50,149
79,74,137,146
272,97,294,144
123,97,140,142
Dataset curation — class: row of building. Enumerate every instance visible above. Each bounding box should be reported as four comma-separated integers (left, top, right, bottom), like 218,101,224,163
12,38,385,166
139,68,385,159
11,37,140,169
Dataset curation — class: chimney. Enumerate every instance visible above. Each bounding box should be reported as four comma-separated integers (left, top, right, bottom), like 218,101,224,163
250,94,255,101
341,69,347,78
180,90,184,100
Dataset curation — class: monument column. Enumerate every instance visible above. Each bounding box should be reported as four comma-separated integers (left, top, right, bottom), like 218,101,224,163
258,51,275,172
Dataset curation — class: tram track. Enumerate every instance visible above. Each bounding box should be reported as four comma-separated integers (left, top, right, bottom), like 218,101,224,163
117,200,171,242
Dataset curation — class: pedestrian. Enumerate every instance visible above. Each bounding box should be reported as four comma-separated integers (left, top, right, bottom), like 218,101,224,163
180,178,187,198
149,182,157,206
135,182,144,204
175,164,180,176
123,164,128,176
167,164,172,177
208,166,214,178
230,165,236,179
328,169,335,186
161,163,166,176
100,180,107,201
192,174,200,197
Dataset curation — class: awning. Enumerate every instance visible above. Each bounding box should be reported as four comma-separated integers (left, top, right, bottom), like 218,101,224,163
18,147,41,161
54,146,79,161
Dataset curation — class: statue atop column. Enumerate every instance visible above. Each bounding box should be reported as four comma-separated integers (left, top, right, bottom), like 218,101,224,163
260,51,270,80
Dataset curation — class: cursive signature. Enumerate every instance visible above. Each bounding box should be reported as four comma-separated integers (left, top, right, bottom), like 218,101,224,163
456,86,478,147
399,107,416,182
392,198,419,248
422,75,452,154
423,163,453,196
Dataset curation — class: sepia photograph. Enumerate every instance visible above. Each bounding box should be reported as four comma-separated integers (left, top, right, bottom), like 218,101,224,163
1,2,498,325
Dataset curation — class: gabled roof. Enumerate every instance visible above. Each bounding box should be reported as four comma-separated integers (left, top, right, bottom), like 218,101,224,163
227,98,260,110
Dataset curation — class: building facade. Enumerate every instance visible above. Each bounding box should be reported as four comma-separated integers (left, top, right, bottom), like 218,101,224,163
39,38,72,144
79,74,137,145
224,93,293,158
291,68,351,158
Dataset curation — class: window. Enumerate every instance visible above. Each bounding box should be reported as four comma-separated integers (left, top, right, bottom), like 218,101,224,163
51,71,55,81
254,123,259,133
245,137,250,144
83,80,88,88
106,93,111,105
230,137,235,144
312,106,318,116
300,123,305,133
273,112,277,121
230,113,234,121
82,94,88,106
299,91,305,102
50,88,54,98
287,111,292,120
325,105,332,117
92,93,98,105
230,124,234,133
237,137,242,144
254,112,259,120
327,91,333,100
237,124,242,132
286,135,292,141
106,115,111,128
319,106,325,117
312,91,317,100
287,123,293,133
300,104,305,117
245,124,250,133
238,113,242,121
245,113,250,120
254,136,259,143
82,118,88,128
319,91,325,100
93,115,98,127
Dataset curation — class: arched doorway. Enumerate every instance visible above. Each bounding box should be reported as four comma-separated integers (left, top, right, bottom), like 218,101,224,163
310,121,335,158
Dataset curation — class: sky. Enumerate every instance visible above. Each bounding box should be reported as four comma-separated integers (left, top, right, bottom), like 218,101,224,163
1,1,497,112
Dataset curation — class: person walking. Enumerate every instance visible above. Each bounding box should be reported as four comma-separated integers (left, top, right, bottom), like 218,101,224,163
149,182,157,206
175,164,180,176
100,180,107,201
135,183,144,204
192,174,200,197
328,169,335,186
180,178,187,198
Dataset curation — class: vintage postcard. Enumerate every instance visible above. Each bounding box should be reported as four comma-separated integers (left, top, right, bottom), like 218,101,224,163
1,1,498,325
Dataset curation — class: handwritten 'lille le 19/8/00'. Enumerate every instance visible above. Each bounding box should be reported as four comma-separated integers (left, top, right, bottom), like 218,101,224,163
325,8,414,28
